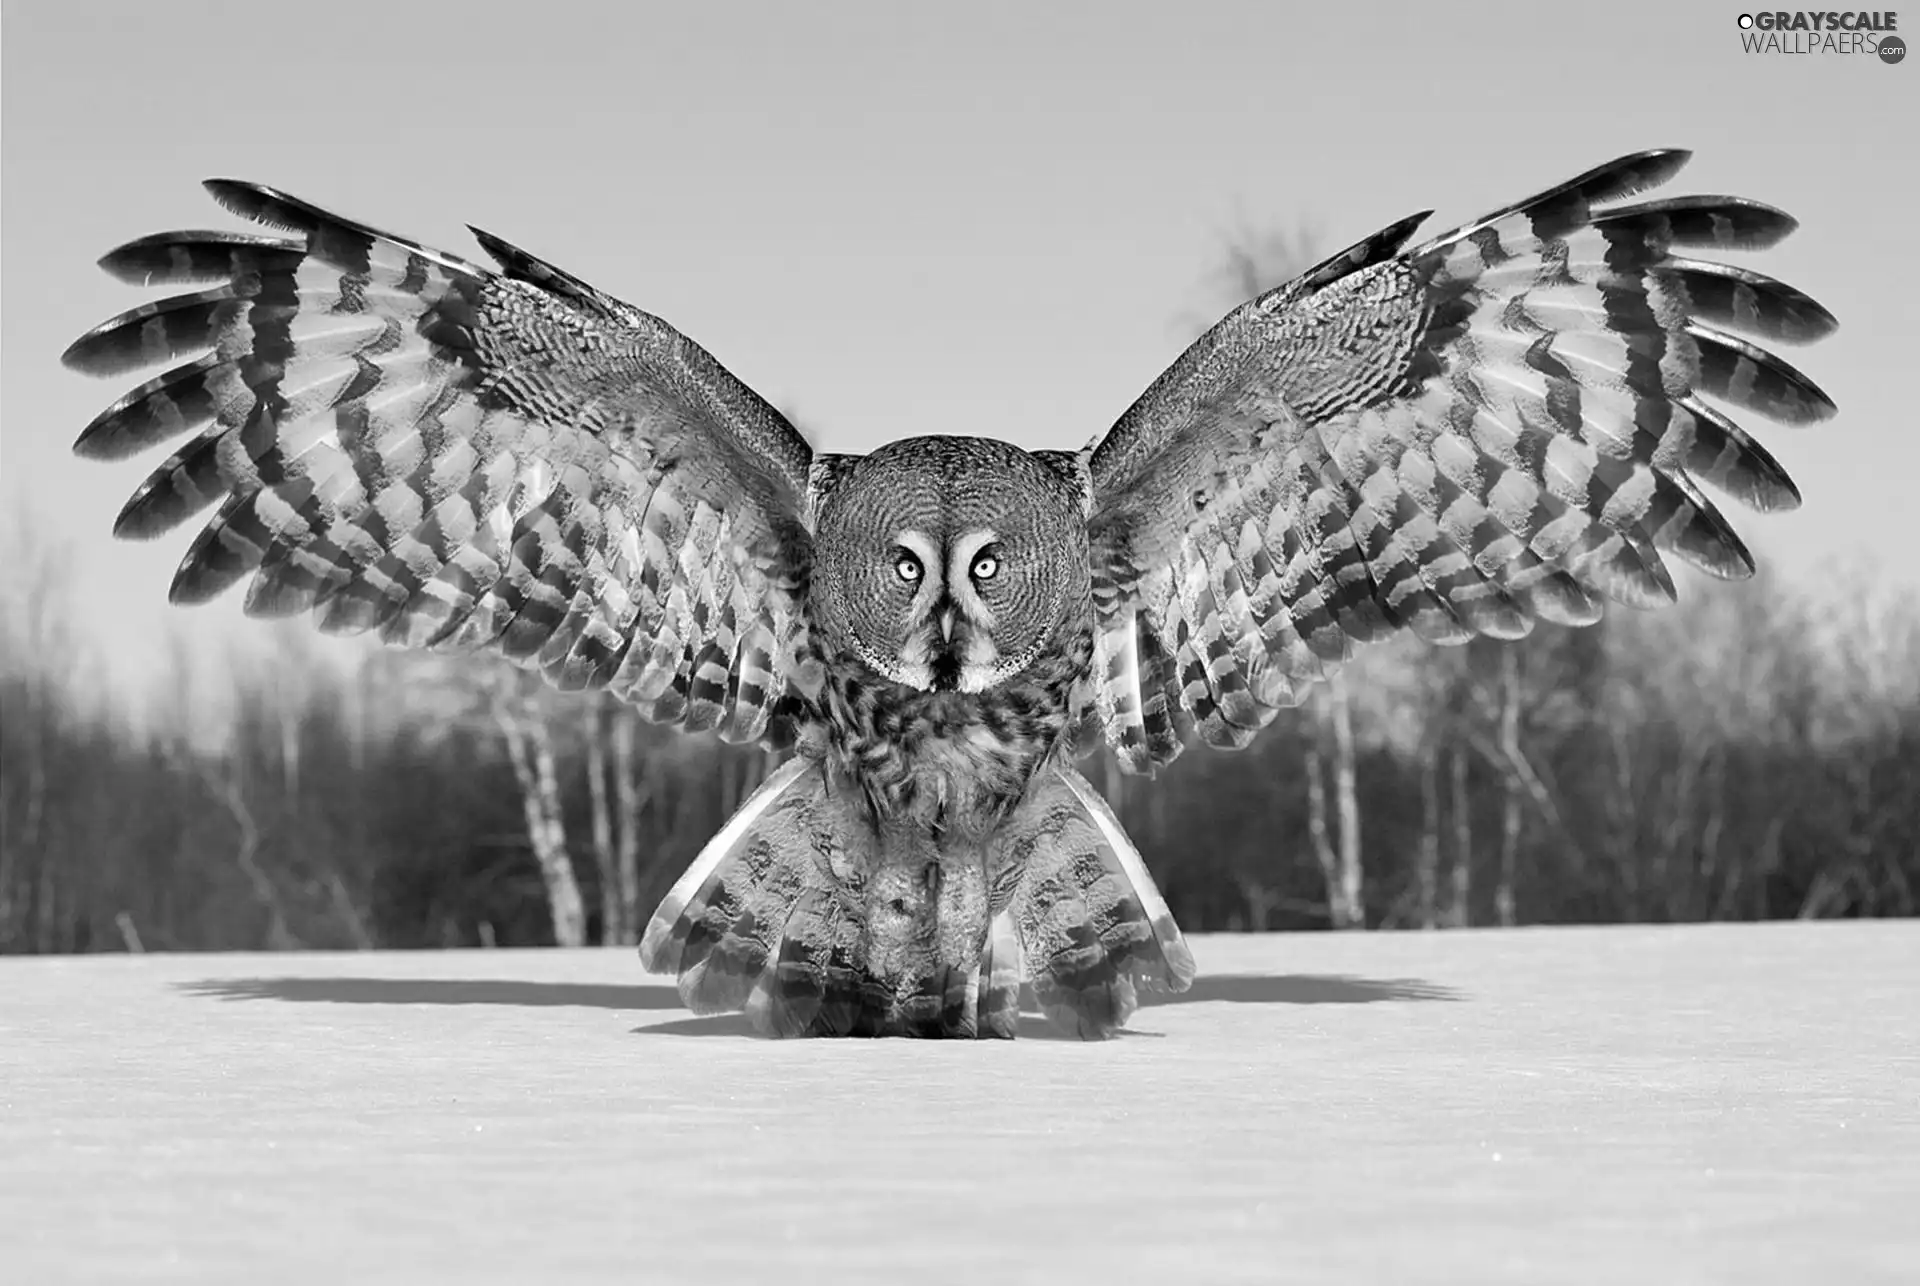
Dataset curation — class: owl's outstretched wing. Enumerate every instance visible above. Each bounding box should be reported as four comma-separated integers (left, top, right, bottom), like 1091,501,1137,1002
1083,149,1837,774
65,181,818,747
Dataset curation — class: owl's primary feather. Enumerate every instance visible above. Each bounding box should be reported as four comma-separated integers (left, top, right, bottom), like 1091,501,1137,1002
1083,148,1836,773
67,150,1833,1039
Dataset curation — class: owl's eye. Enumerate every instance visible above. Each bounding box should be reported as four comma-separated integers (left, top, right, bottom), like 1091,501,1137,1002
895,551,923,583
971,552,1000,581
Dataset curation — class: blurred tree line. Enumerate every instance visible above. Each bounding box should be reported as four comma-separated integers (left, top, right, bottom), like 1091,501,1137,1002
6,229,1914,953
3,498,1914,955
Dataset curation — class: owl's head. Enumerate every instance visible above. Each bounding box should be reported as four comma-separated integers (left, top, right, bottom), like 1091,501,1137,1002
811,437,1087,693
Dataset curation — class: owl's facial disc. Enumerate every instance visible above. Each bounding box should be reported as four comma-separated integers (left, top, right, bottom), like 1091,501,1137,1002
880,527,1006,693
816,436,1084,696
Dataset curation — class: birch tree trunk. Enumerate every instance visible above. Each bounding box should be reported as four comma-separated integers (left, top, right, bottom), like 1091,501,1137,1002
491,687,586,948
1306,739,1363,928
1418,741,1440,930
199,754,300,951
1695,750,1729,922
1305,748,1342,924
325,873,374,949
1496,648,1523,928
1449,746,1473,928
584,700,621,945
1330,674,1363,929
36,858,58,954
610,708,646,946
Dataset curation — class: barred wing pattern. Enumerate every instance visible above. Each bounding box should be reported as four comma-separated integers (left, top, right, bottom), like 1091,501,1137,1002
64,182,817,746
1085,149,1837,773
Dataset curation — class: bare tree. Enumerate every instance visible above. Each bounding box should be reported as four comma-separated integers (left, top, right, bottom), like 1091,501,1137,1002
483,669,586,948
1448,746,1473,927
1304,743,1338,922
585,697,620,943
1417,742,1441,929
0,505,78,949
1494,648,1523,928
188,748,302,951
609,708,655,945
1302,675,1365,928
1327,675,1364,928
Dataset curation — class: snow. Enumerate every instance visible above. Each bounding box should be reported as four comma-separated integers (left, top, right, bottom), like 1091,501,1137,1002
4,923,1916,1284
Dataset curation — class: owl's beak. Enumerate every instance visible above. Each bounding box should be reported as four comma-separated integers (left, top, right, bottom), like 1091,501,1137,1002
937,605,957,643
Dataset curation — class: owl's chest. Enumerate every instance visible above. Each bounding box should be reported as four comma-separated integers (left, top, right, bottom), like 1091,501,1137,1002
816,637,1091,833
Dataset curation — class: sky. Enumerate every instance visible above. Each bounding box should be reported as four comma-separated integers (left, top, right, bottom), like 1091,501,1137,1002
2,0,1913,705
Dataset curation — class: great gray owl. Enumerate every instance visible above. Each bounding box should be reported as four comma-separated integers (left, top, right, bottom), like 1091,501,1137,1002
64,149,1835,1038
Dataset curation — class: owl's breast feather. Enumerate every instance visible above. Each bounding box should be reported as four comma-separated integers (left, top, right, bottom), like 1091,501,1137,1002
817,657,1084,835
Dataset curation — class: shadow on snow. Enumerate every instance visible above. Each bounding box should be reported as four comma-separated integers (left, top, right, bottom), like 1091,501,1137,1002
635,974,1461,1038
177,977,694,1010
179,972,1460,1039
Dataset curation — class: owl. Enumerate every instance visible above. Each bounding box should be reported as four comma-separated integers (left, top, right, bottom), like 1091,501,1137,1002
64,149,1835,1039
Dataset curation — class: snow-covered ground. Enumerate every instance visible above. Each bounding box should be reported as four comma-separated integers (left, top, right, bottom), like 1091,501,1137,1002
4,923,1915,1283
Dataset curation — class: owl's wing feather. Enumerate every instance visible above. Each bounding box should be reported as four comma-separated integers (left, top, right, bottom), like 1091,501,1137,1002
65,181,817,747
1084,149,1837,773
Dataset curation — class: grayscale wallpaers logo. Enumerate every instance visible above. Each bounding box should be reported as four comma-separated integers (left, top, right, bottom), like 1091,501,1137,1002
1737,11,1904,59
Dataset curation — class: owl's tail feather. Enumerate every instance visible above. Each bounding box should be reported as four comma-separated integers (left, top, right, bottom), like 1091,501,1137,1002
976,911,1025,1038
639,757,888,1037
1004,766,1197,1039
890,910,1024,1039
639,756,1191,1040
